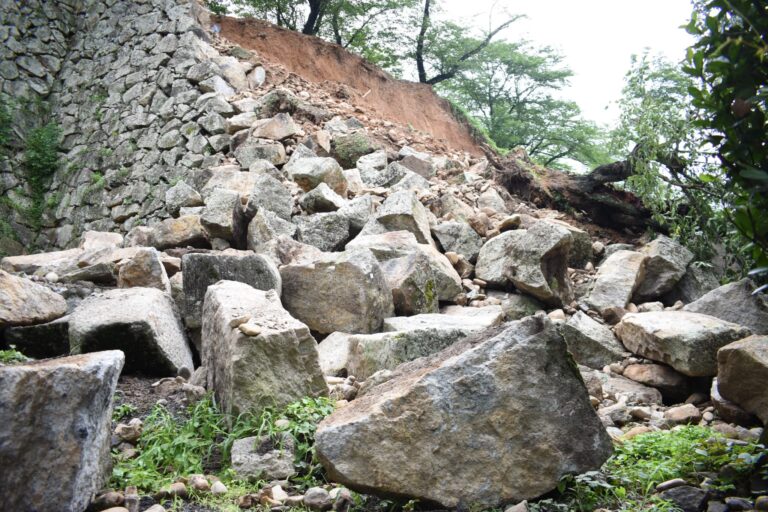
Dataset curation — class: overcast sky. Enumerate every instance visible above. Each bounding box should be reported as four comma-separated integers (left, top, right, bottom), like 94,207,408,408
443,0,696,127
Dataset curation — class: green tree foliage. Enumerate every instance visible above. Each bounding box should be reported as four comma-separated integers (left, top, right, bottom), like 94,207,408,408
684,0,768,279
441,41,608,169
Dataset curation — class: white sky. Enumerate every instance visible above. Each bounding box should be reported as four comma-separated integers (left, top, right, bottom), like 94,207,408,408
443,0,696,128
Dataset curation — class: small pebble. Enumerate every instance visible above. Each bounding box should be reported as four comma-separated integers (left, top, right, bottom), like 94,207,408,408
703,411,714,422
655,478,687,492
211,480,228,496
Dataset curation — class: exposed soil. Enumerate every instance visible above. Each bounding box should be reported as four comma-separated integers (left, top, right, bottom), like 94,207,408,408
217,16,482,156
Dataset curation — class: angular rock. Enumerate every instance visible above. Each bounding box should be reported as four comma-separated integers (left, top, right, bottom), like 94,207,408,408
235,138,287,167
398,147,436,178
543,219,591,269
300,183,346,214
1,248,83,275
717,335,768,424
201,165,259,201
338,195,374,235
663,263,720,304
664,404,702,424
382,307,504,333
289,157,348,196
0,351,124,512
150,216,210,250
358,161,408,188
247,209,297,252
79,231,123,252
710,378,761,427
586,250,647,313
585,369,663,405
432,221,483,263
295,213,350,252
70,288,192,376
244,173,293,222
201,189,240,241
633,236,694,302
622,363,689,403
475,221,573,306
201,281,327,416
501,293,544,320
4,315,70,359
659,485,707,512
389,170,431,194
615,311,752,376
560,311,628,369
379,253,439,315
331,131,377,169
684,279,768,335
231,434,296,481
0,270,68,327
315,316,612,508
165,181,203,217
117,248,171,293
346,231,461,301
280,249,394,334
359,191,432,245
251,113,300,140
182,251,281,328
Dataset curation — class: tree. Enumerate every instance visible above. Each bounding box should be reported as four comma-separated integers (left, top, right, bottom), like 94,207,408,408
441,41,607,169
411,0,520,85
684,0,768,279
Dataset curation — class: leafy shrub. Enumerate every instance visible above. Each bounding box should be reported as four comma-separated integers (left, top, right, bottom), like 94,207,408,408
0,347,30,365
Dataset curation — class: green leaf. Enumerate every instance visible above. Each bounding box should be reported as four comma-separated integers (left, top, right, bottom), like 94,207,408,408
740,167,768,182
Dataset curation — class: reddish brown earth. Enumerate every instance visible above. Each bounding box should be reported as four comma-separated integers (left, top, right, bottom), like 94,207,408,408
218,16,482,156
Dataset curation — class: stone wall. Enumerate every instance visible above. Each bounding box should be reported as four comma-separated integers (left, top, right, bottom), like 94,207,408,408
0,0,257,250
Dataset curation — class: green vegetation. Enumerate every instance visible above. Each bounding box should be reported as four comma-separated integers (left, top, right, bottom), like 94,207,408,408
684,0,768,283
529,426,766,512
112,403,138,422
0,347,30,365
111,396,335,495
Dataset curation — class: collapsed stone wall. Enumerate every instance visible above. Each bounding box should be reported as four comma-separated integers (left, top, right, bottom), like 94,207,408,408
0,0,257,250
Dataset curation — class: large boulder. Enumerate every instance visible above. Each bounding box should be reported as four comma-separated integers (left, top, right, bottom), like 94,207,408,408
201,188,240,241
585,250,647,313
295,212,351,252
346,231,462,301
379,253,439,316
633,236,694,302
559,311,628,369
318,328,470,380
431,221,483,263
117,247,171,293
70,288,193,376
243,173,293,222
4,316,70,359
201,281,327,416
182,251,281,329
288,157,348,196
717,336,768,424
280,249,394,334
247,209,297,252
683,278,768,335
150,215,210,250
0,351,124,512
475,221,573,306
0,269,67,327
315,316,612,508
359,190,433,245
382,307,504,333
663,263,719,304
1,248,83,275
615,311,751,377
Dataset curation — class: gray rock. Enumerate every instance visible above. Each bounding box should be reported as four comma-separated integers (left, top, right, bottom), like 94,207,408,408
382,307,504,333
710,378,760,427
622,363,689,403
347,231,462,301
201,188,240,241
358,161,408,188
0,351,124,512
560,311,628,369
231,435,296,481
150,216,210,250
476,221,573,306
379,252,439,315
251,113,300,140
659,485,707,512
300,183,346,214
247,209,297,252
338,195,374,234
586,250,647,313
1,248,83,275
201,281,327,416
201,165,259,201
288,157,348,196
0,270,67,327
359,190,432,245
585,369,663,405
235,138,287,168
717,335,768,424
615,311,751,376
633,236,694,302
432,221,483,263
304,486,332,511
331,131,377,169
165,181,203,217
398,147,436,178
182,251,281,329
500,294,544,320
70,288,192,376
295,212,350,252
543,219,591,269
315,316,612,508
244,173,293,221
280,249,394,334
79,231,124,252
389,170,432,194
663,263,720,304
684,278,768,335
117,247,171,293
4,315,70,359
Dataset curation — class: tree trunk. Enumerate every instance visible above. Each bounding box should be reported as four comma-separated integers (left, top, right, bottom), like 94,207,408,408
415,0,431,84
303,0,327,35
493,150,656,232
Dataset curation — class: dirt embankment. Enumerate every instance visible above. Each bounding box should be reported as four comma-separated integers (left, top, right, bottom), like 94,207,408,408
218,17,481,156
